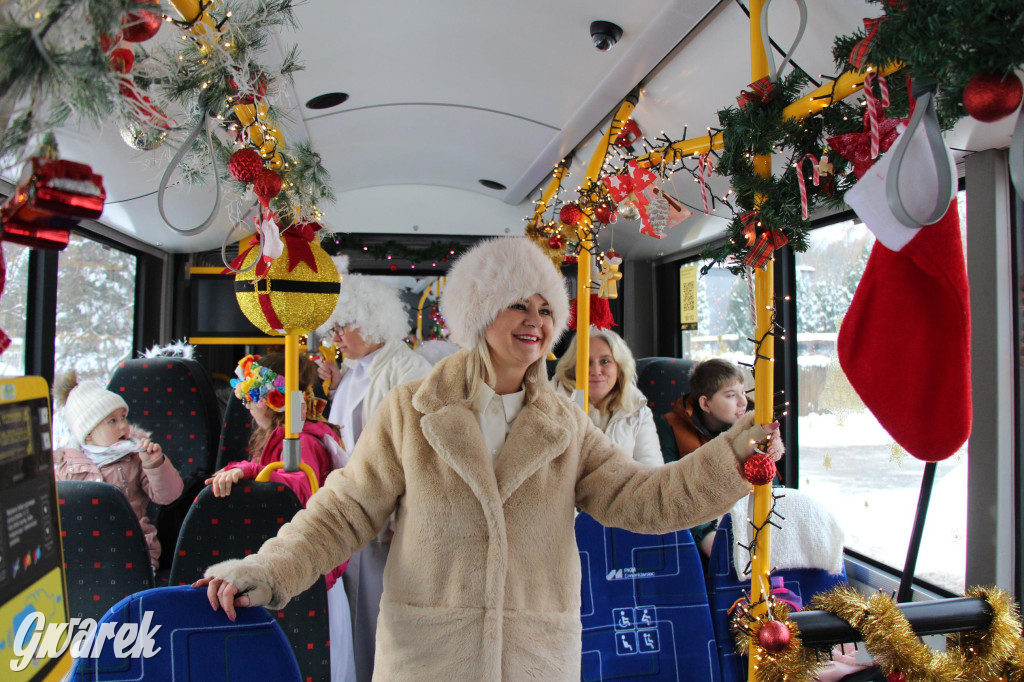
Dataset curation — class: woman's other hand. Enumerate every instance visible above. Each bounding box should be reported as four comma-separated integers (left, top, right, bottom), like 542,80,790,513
192,577,251,621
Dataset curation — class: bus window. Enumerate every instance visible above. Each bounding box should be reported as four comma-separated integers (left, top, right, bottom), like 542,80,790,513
680,261,754,367
0,242,29,376
797,195,968,595
52,234,137,443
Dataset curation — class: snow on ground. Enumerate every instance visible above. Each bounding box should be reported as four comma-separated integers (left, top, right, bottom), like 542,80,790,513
796,411,967,593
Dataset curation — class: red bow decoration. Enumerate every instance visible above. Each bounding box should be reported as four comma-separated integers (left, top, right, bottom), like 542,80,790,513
848,1,906,68
827,117,900,180
282,222,319,273
743,229,788,270
736,76,775,109
225,218,320,277
848,17,884,69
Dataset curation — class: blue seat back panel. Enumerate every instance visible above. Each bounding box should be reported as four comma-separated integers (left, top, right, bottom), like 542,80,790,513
69,585,302,682
576,512,720,682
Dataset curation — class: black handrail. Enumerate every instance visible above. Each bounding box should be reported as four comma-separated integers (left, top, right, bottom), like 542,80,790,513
789,597,992,648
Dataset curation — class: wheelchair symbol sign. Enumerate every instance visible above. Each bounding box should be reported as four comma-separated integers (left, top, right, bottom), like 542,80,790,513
612,607,634,630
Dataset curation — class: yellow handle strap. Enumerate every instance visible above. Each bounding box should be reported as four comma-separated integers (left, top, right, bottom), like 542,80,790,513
254,461,319,494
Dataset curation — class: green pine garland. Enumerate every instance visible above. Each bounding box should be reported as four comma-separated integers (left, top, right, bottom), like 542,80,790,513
0,0,333,227
699,71,864,274
322,234,470,266
832,0,1024,128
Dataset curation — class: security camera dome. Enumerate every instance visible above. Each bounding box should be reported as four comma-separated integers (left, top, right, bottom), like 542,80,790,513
590,20,623,52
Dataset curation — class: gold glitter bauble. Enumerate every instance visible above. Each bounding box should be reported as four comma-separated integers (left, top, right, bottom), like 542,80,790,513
235,237,339,335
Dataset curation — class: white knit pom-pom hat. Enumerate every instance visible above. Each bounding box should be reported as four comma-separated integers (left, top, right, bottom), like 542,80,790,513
65,381,129,445
440,237,569,349
317,274,410,344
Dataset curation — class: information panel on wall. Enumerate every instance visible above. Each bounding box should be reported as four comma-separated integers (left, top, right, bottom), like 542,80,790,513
0,377,69,681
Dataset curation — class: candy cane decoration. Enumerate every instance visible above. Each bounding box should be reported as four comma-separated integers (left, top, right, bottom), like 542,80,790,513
863,71,889,160
796,154,820,219
698,153,713,214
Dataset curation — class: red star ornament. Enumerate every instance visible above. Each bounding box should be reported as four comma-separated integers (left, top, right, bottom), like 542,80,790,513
826,118,900,180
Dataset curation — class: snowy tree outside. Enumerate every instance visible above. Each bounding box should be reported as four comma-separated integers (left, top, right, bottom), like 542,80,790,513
0,234,138,444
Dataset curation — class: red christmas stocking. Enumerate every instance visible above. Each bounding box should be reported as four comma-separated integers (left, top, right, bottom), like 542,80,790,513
837,200,970,461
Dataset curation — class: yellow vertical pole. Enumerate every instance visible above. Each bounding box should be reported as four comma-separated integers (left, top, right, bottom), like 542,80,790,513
575,97,637,411
748,1,773,679
283,331,301,468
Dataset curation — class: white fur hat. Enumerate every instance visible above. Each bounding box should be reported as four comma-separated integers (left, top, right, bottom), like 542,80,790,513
63,381,129,445
441,237,569,349
317,274,410,344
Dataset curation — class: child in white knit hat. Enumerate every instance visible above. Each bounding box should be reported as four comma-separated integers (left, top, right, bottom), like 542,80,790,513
54,371,184,571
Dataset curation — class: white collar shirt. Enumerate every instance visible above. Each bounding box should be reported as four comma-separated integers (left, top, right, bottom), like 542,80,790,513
472,383,526,467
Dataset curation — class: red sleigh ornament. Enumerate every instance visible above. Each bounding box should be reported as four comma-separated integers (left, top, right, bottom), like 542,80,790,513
0,157,106,250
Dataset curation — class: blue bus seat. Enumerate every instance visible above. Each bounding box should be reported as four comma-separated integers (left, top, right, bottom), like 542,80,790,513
706,513,847,681
576,511,721,681
57,481,155,621
215,392,252,473
169,483,331,682
635,357,696,416
68,584,302,682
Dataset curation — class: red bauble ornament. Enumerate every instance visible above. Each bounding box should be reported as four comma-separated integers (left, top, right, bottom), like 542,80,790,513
548,235,565,250
120,11,162,43
99,32,123,54
389,263,398,272
229,149,265,183
593,201,617,225
744,453,777,486
559,204,582,225
886,672,907,682
253,169,283,199
963,71,1023,123
109,47,134,74
756,620,791,653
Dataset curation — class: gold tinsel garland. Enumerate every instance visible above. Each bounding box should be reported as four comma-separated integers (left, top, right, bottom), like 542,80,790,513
733,586,1024,681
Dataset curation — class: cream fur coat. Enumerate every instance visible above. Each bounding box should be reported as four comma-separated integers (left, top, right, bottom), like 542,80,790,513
207,350,753,680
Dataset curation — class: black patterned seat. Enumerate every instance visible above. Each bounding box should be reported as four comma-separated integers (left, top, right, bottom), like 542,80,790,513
107,357,221,481
215,391,252,472
169,482,332,682
635,356,696,415
57,480,155,621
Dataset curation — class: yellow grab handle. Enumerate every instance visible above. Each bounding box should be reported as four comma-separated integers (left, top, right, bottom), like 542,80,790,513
254,461,319,494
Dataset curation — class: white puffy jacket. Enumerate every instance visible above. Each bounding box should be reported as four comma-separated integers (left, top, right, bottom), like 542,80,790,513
552,380,664,466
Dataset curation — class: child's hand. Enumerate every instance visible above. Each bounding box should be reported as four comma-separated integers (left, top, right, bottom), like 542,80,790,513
205,468,245,497
138,438,164,468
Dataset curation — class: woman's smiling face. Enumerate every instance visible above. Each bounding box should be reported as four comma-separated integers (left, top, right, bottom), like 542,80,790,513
484,294,554,378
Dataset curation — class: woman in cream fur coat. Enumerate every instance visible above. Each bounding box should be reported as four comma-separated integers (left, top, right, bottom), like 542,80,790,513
197,236,781,680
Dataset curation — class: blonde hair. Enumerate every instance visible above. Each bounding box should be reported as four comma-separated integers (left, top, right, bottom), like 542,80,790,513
465,339,547,405
553,328,637,414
